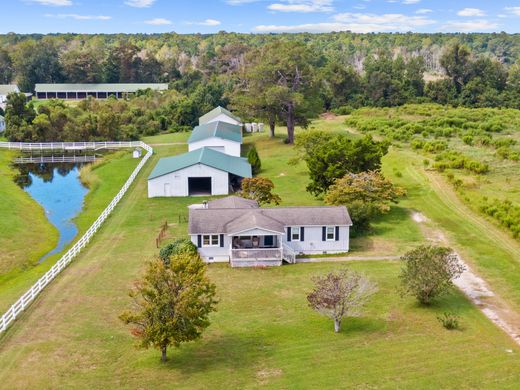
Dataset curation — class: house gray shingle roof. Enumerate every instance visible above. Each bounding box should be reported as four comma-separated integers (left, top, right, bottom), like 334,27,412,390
188,121,243,144
148,147,252,180
207,196,259,209
189,204,352,234
199,106,241,125
34,83,168,93
0,85,20,95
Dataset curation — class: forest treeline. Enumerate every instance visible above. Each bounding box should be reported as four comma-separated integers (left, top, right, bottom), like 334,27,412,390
2,32,520,142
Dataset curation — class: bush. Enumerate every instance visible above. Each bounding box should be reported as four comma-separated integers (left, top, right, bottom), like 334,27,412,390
247,145,262,175
159,238,198,264
437,312,461,330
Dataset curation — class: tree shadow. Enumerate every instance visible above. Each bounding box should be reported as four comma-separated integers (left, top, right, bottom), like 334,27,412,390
339,316,387,335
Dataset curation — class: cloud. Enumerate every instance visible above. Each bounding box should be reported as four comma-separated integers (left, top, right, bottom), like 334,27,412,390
415,8,432,14
441,20,499,32
268,0,334,13
505,7,520,16
225,0,259,4
402,0,420,4
457,8,486,17
29,0,72,5
45,13,111,20
144,18,172,25
254,12,435,33
186,19,222,26
124,0,155,8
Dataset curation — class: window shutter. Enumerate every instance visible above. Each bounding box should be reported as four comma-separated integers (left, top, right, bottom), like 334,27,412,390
197,235,202,248
220,234,224,247
322,226,326,241
300,227,305,241
335,226,340,241
287,227,292,242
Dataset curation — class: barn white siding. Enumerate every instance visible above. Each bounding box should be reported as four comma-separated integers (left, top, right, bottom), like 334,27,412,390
148,163,229,197
284,226,350,254
206,113,241,126
188,137,241,157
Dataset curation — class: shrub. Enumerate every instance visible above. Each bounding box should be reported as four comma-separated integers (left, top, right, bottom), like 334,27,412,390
159,238,198,264
247,145,262,175
437,312,461,330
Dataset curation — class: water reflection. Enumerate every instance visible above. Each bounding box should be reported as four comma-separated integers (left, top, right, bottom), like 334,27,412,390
15,163,89,262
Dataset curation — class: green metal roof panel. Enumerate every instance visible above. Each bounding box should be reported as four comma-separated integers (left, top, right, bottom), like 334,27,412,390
148,147,252,180
199,106,241,125
34,83,168,93
0,85,20,95
188,121,243,144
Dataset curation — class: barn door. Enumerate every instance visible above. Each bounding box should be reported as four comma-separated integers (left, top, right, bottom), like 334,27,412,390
164,183,171,196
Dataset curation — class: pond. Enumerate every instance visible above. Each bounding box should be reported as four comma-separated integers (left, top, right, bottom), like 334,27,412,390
15,163,89,262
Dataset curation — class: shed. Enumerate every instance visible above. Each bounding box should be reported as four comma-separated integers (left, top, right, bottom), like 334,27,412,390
199,106,242,126
188,121,243,157
132,148,142,159
147,147,252,198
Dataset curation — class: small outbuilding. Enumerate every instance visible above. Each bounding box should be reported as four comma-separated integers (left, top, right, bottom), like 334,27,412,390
188,121,242,157
147,147,252,198
132,148,142,159
199,106,242,126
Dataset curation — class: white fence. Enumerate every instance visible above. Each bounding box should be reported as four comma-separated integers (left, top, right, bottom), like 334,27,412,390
0,141,153,333
14,155,98,164
0,141,144,151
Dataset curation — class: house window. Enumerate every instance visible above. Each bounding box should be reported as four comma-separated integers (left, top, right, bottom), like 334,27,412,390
203,234,220,247
291,227,301,241
326,226,336,241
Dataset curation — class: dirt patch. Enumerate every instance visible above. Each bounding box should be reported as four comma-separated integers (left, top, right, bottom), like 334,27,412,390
256,367,283,385
411,211,428,223
320,112,337,120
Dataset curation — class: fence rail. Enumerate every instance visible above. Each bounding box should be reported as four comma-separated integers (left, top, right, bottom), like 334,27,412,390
231,248,283,260
14,155,98,164
0,141,153,334
0,141,143,151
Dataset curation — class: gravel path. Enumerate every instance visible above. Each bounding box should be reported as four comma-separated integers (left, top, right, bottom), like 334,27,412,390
296,255,400,263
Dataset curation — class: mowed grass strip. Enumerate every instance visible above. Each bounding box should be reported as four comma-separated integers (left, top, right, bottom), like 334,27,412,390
0,140,518,389
0,150,139,313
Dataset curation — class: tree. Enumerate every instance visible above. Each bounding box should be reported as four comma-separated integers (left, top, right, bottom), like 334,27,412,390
440,42,471,93
325,171,406,232
399,245,465,305
295,131,390,196
307,269,377,333
120,254,217,362
234,41,321,143
0,48,13,84
247,145,261,175
239,177,281,206
159,238,198,265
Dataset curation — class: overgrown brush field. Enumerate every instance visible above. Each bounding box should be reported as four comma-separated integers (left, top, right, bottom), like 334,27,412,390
346,104,520,240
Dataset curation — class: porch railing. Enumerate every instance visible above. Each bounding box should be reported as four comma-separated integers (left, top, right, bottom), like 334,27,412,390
282,243,296,264
231,248,283,260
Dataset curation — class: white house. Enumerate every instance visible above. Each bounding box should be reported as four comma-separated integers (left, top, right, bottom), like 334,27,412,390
0,85,20,109
188,121,242,157
199,106,242,126
189,196,352,267
0,115,5,132
148,147,252,197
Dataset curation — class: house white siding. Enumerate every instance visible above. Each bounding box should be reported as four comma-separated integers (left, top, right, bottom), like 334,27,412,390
148,163,229,197
0,118,5,132
284,226,350,254
190,234,231,262
206,113,241,126
188,137,241,157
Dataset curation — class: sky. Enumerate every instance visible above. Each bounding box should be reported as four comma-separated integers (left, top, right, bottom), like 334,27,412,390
1,0,519,34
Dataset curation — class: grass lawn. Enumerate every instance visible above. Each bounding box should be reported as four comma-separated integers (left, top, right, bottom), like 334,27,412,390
0,150,139,313
0,140,518,389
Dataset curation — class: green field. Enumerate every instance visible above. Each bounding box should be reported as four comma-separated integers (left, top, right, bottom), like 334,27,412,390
0,122,519,388
0,151,138,313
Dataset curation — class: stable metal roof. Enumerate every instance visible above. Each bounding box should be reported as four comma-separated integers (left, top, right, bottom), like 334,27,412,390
34,83,168,93
199,106,241,125
148,147,252,180
188,121,243,144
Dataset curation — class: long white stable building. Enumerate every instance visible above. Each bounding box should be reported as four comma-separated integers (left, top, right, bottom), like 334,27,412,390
34,83,168,100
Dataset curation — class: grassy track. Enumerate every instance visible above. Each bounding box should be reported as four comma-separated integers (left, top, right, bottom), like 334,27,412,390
0,151,138,313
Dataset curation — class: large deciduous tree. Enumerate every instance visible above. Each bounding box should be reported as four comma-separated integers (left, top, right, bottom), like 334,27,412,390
325,171,406,232
399,245,465,305
239,177,281,206
295,131,390,196
120,254,218,362
233,40,321,143
307,269,377,333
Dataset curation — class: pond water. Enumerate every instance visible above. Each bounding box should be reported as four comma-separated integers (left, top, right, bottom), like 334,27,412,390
16,164,89,262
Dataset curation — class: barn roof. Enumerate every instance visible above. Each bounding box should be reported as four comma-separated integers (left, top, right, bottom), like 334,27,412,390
34,83,168,93
199,106,241,125
148,147,252,180
188,121,243,144
189,204,352,234
0,85,20,95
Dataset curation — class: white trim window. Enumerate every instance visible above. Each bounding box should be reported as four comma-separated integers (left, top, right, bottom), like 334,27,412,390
291,227,301,241
203,234,220,247
326,226,336,241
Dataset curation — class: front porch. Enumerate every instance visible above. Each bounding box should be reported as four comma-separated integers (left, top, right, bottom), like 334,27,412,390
230,234,295,267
